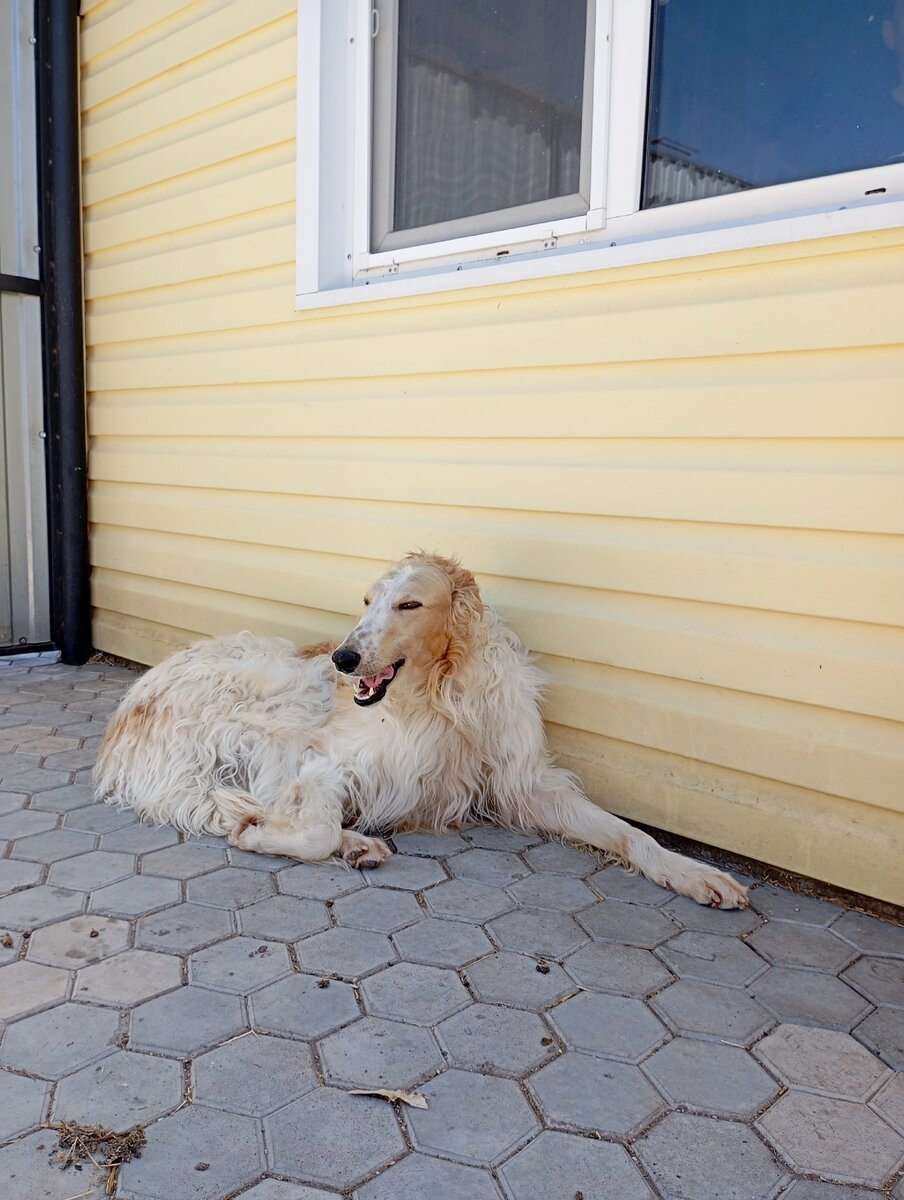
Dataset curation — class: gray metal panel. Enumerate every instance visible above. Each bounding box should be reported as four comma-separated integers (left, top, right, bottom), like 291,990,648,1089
0,0,40,280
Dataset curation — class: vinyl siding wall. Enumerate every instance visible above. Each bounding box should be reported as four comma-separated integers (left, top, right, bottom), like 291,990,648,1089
79,0,904,904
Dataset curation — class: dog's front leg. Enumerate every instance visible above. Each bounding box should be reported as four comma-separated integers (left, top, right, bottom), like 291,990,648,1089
228,753,345,861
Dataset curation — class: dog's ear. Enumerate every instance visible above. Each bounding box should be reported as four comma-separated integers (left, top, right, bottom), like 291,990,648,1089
448,562,483,630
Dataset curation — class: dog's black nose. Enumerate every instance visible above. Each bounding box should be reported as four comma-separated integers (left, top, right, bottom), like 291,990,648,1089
331,647,361,674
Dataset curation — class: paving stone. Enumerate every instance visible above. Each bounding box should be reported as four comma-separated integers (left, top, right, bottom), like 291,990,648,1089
636,1112,784,1200
871,1071,904,1134
651,979,774,1045
11,827,95,862
0,1001,119,1078
332,886,423,932
527,1050,664,1136
548,989,668,1062
295,926,396,979
0,960,70,1020
579,898,679,947
747,922,857,973
193,1032,317,1115
0,766,72,793
26,913,130,966
226,845,295,871
832,911,904,958
564,941,675,997
42,748,98,773
361,961,471,1024
0,808,58,838
101,821,181,852
358,1152,502,1200
854,1006,904,1069
391,830,469,856
753,1023,891,1098
749,967,873,1030
436,1002,554,1077
392,916,494,967
188,866,274,908
405,1068,539,1166
237,1185,334,1200
656,930,768,986
424,878,515,923
506,873,597,912
190,935,292,993
522,840,599,876
30,783,96,811
590,865,676,906
0,790,27,815
250,972,360,1038
842,955,904,1007
0,1069,50,1140
12,733,80,756
0,858,43,892
238,894,331,941
62,803,136,833
497,1129,654,1200
0,1129,106,1200
47,849,135,891
89,873,181,917
136,901,234,954
488,907,588,958
781,1184,882,1200
449,848,530,887
267,1086,406,1189
0,883,85,928
663,893,763,935
53,1049,183,1127
74,947,183,1006
466,950,576,1011
748,886,843,925
130,985,247,1056
362,852,448,890
643,1037,781,1117
464,826,542,851
141,841,227,878
757,1091,904,1188
320,1014,443,1089
278,860,365,900
117,1103,264,1200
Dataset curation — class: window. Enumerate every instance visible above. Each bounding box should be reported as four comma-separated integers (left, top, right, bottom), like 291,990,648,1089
296,0,904,306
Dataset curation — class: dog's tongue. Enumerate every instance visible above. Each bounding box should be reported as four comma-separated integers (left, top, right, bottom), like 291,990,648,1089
361,665,395,690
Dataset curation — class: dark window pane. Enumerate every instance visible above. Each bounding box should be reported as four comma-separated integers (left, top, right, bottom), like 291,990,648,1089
644,0,904,208
392,0,587,233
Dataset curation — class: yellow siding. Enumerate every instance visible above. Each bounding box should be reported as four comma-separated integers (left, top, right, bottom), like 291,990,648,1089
80,0,904,904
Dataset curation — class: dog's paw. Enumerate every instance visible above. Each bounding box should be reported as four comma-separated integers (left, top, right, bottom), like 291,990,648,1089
687,868,749,910
227,814,261,849
340,831,392,870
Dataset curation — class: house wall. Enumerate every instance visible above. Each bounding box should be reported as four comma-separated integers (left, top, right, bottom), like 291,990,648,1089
79,0,904,903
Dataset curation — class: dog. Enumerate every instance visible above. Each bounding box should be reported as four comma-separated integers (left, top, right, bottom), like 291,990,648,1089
94,553,747,908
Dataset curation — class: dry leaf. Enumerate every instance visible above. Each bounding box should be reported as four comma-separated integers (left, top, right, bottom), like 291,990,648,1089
349,1087,428,1109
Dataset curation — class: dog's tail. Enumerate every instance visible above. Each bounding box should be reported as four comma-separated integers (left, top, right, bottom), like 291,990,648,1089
204,787,265,837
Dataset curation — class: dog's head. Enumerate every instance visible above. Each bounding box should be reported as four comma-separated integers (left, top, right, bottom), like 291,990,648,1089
331,553,483,707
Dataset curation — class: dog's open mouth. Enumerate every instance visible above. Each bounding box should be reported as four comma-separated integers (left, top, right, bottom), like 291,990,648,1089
354,659,405,706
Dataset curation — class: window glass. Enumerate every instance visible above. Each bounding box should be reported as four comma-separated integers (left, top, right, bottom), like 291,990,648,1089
644,0,904,208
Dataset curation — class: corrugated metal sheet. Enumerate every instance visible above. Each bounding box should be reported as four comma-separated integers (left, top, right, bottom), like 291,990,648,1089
80,0,904,903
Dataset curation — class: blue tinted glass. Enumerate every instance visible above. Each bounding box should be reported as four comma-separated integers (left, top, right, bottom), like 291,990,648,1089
644,0,904,207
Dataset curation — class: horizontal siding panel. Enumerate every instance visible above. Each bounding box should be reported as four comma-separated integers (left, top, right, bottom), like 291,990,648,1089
80,0,195,68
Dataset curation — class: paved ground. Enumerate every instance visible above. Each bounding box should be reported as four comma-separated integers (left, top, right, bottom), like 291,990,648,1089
0,654,902,1200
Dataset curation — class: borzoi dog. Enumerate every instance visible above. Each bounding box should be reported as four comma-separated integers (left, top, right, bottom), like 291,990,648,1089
94,553,747,908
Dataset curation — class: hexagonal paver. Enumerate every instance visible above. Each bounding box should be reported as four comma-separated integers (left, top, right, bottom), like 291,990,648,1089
320,1014,443,1088
1,766,71,793
405,1068,539,1166
392,830,469,857
53,1049,183,1127
393,916,494,967
294,925,396,978
332,886,423,933
130,985,247,1056
506,873,596,911
0,808,58,838
10,828,95,862
488,907,588,958
74,948,183,1006
465,826,541,851
250,972,360,1039
0,789,27,816
749,885,842,925
363,852,448,890
436,1002,554,1077
358,1152,501,1200
62,802,136,833
466,951,576,1011
238,1185,335,1200
0,1069,49,1140
30,783,95,812
187,866,273,908
193,1032,317,1115
0,1129,107,1200
141,841,227,878
663,894,762,935
136,901,234,954
637,1113,784,1200
748,966,872,1030
361,961,470,1024
843,955,904,1006
832,911,904,957
26,913,129,967
117,1103,264,1200
854,1005,904,1069
528,1051,663,1137
450,848,530,887
0,960,70,1020
548,990,668,1062
0,1001,119,1078
757,1092,904,1188
754,1023,891,1098
89,873,181,917
651,979,774,1045
872,1072,904,1135
564,941,674,997
590,865,675,906
101,821,181,852
523,840,598,876
47,849,135,891
498,1129,654,1200
747,922,857,973
279,860,365,900
0,884,85,929
657,930,767,986
781,1184,883,1200
0,858,42,892
644,1037,780,1117
267,1087,406,1187
190,935,292,994
424,879,515,923
579,898,679,947
238,894,330,941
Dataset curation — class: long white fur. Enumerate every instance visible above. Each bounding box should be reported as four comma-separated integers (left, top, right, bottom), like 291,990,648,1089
94,554,748,909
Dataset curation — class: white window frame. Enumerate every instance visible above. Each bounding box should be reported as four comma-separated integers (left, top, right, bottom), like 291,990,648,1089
296,0,904,310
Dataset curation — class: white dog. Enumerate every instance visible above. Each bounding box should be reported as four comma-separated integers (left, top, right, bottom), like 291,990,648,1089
94,553,747,908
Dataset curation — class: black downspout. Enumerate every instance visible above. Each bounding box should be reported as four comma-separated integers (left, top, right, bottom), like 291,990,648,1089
35,0,92,664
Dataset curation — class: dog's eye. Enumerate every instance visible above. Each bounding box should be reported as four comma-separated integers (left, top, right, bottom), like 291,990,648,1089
398,601,422,611
363,598,371,607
